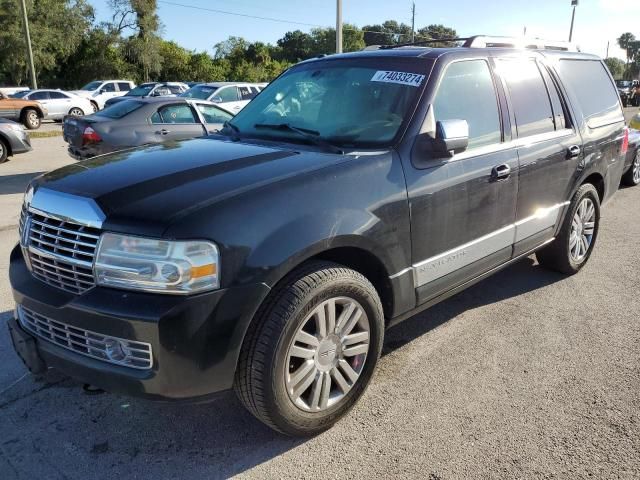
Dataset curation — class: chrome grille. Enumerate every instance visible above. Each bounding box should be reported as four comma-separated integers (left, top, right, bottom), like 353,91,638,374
18,305,153,370
22,209,100,294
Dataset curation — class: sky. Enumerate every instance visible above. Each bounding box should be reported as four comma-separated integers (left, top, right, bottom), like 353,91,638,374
90,0,640,60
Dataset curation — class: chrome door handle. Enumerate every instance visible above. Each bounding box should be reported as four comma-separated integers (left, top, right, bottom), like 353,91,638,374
155,129,170,135
491,163,511,180
567,145,581,158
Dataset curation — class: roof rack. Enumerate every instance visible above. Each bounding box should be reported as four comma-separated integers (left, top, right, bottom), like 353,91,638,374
366,35,580,52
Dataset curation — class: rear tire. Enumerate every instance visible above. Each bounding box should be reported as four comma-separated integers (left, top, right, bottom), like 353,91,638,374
536,183,600,275
0,139,8,163
234,261,384,436
21,109,40,130
622,150,640,187
68,107,84,117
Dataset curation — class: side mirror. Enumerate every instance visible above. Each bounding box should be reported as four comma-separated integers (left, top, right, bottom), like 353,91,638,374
434,119,469,155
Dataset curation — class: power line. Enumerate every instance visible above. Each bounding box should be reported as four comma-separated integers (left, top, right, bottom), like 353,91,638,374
157,0,432,41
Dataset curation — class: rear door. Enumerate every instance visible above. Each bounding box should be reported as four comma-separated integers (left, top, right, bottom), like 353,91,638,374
28,91,51,117
495,56,582,255
406,58,519,304
149,103,206,142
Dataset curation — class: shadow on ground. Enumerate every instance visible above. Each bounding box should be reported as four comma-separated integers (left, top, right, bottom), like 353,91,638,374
0,172,44,195
0,256,565,478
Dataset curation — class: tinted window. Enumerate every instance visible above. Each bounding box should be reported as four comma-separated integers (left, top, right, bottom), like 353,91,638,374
30,91,50,100
432,60,501,149
498,59,554,137
215,87,239,102
117,82,132,92
180,85,217,100
151,104,197,124
558,60,621,127
80,81,102,91
196,104,233,124
101,83,117,93
127,84,155,97
539,65,568,130
49,91,69,99
96,100,143,119
167,85,184,94
239,86,257,100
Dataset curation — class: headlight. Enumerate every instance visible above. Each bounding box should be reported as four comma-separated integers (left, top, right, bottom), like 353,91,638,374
95,233,220,294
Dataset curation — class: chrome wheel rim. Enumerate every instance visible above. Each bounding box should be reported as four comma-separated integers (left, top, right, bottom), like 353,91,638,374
69,108,83,116
285,297,370,412
633,153,640,184
569,198,596,262
0,142,4,160
28,111,38,127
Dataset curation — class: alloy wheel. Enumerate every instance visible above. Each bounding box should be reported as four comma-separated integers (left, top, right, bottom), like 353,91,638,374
28,111,38,128
285,297,370,412
69,108,83,116
569,198,596,262
633,153,640,184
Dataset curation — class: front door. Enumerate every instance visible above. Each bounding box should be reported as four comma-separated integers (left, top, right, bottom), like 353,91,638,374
405,58,519,304
149,103,206,142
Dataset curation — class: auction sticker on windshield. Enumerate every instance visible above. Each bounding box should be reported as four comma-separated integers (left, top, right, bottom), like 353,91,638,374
371,71,425,86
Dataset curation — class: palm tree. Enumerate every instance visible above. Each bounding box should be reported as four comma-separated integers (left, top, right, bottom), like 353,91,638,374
618,33,636,79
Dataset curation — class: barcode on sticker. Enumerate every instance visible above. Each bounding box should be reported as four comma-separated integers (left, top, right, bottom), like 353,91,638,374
371,71,425,86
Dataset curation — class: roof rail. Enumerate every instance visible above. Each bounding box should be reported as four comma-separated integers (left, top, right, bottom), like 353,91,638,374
364,35,580,52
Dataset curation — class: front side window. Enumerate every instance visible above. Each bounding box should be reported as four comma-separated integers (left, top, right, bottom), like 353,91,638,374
101,83,117,93
196,104,233,124
80,81,102,91
215,87,239,102
151,104,197,124
497,58,555,137
432,60,502,149
29,91,50,100
229,60,428,148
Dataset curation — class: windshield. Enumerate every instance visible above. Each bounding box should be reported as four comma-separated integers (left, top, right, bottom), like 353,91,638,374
80,81,103,91
126,84,156,97
9,91,30,98
617,80,632,88
228,60,427,148
96,100,143,119
180,84,218,100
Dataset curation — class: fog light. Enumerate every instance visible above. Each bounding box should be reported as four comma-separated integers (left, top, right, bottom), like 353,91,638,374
105,338,128,362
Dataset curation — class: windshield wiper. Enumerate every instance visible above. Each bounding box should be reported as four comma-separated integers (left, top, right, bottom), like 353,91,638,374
253,123,344,154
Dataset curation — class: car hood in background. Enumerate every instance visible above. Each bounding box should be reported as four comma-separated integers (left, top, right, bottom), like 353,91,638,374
32,138,349,234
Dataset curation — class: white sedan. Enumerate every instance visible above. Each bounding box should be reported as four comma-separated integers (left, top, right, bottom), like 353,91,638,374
11,89,95,120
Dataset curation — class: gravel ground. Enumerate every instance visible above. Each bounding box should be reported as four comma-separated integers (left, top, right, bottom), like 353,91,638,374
0,120,639,479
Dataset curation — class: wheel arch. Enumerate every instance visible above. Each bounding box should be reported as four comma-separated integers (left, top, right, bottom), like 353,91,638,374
580,172,605,203
20,106,44,118
0,132,12,156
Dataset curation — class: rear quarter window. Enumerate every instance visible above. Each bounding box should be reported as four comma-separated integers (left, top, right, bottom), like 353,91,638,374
557,59,622,128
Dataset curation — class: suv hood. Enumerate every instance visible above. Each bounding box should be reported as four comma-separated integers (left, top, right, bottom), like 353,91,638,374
32,138,348,235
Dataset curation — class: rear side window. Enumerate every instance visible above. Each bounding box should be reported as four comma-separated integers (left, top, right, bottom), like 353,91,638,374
239,86,257,100
29,91,50,100
196,104,233,124
49,91,69,99
498,59,555,137
432,60,502,149
117,82,132,92
151,104,197,123
557,60,621,127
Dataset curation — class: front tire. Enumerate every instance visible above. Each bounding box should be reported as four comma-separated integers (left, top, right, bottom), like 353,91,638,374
235,261,384,436
0,139,8,163
21,109,40,130
537,183,600,274
622,150,640,187
68,107,84,117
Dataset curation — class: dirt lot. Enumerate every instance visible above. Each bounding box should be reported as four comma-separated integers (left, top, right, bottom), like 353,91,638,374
0,116,639,479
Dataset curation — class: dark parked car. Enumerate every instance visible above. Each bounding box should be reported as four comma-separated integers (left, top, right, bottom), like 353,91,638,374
103,82,189,108
9,36,628,436
622,128,640,186
63,97,234,159
0,119,31,163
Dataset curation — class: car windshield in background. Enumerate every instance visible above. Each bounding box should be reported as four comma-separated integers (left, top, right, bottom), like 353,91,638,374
95,100,144,119
9,91,30,98
80,81,103,91
228,62,427,148
617,80,632,88
180,85,217,100
127,84,156,96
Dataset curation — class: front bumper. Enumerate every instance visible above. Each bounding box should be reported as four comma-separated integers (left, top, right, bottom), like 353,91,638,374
8,245,270,401
7,129,31,155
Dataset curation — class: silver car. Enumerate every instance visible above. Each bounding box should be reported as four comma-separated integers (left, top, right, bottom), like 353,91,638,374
11,89,95,120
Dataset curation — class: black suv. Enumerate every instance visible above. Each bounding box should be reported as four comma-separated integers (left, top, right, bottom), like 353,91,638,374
8,36,628,436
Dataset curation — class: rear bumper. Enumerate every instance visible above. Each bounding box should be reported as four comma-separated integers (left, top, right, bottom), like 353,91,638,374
66,144,115,160
8,245,270,401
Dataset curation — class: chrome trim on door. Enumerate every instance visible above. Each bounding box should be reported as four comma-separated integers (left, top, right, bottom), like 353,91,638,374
390,201,570,287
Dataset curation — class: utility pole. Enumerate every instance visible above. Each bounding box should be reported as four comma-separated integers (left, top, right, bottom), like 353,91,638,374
18,0,37,89
411,2,415,43
606,40,609,59
568,0,578,43
336,0,343,54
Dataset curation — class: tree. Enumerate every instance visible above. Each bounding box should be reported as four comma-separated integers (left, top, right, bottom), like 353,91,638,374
0,0,94,85
362,21,412,46
416,24,458,46
618,32,636,79
277,30,314,62
604,57,626,80
159,40,192,81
